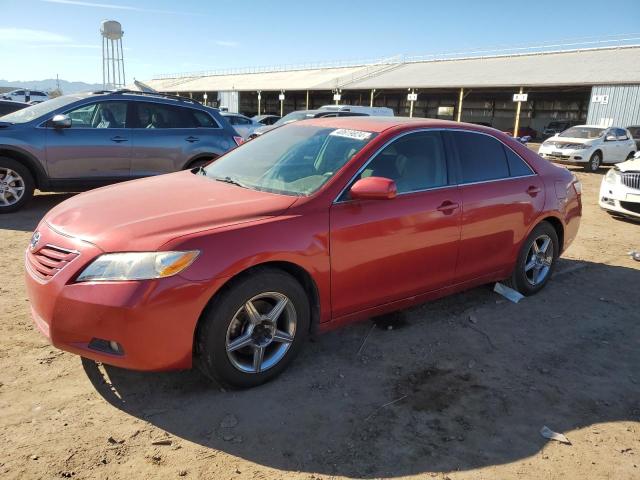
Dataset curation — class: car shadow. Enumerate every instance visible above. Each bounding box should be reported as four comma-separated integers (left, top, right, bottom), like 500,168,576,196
0,192,74,232
83,259,640,478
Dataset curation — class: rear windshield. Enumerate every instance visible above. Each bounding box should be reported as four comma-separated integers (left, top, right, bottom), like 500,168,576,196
559,127,605,139
204,124,376,196
273,111,314,127
0,95,82,123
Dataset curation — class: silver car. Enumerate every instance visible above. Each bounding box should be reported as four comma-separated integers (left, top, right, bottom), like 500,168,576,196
220,112,262,140
0,90,241,213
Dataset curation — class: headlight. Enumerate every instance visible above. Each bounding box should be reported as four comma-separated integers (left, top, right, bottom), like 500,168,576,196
76,251,200,282
605,168,620,185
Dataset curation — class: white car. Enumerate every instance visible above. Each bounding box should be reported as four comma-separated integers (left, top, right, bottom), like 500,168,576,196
599,152,640,220
318,105,394,116
538,125,636,172
1,89,49,103
220,112,262,139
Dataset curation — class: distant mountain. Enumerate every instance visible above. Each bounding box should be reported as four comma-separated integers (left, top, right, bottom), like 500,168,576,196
0,79,103,94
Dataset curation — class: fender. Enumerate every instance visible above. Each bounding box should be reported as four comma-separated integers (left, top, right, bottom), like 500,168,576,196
182,152,220,170
0,145,49,188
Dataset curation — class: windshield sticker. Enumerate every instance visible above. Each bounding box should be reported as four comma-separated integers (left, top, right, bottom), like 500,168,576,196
330,129,373,141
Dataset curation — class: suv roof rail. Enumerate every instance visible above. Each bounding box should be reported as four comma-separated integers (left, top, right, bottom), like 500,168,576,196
91,89,202,105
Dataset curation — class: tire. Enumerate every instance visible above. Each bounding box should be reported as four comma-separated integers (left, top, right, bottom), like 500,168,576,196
196,268,310,388
627,152,636,160
584,151,602,172
505,222,559,296
0,157,35,213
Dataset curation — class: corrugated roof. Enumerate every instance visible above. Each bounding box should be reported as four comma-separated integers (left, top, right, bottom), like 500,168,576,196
145,46,640,93
346,46,640,89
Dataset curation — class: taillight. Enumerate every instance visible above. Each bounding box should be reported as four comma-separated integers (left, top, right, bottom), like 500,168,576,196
233,136,244,146
571,173,582,195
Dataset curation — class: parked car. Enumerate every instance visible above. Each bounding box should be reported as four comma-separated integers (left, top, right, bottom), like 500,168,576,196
627,125,640,149
0,99,28,116
0,90,241,212
252,114,280,126
2,89,49,103
220,112,262,139
25,117,582,388
599,151,640,220
318,105,394,116
503,126,538,140
538,125,636,172
542,120,577,137
470,121,493,127
252,108,370,137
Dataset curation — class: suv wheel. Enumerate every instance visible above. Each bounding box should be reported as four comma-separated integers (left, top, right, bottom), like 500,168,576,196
0,157,34,213
585,151,602,172
196,268,310,388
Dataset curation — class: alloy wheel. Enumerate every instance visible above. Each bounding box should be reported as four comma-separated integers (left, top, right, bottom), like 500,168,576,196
590,153,601,171
0,167,26,206
524,234,554,286
225,292,297,374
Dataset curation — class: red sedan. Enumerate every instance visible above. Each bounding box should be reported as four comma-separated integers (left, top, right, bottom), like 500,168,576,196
25,117,582,388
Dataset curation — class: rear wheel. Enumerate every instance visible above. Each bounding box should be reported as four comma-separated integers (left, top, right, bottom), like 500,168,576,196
196,269,310,388
505,222,559,296
0,157,34,213
584,151,602,172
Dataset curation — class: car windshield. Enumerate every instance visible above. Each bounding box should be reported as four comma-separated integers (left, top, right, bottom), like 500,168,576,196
273,111,314,127
0,95,83,123
203,124,377,196
559,127,605,139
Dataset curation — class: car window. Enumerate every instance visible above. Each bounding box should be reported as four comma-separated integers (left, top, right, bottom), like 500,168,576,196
615,128,629,140
354,131,448,194
66,101,127,128
234,116,251,125
14,90,25,96
504,147,533,177
135,102,196,129
190,109,219,128
450,131,509,183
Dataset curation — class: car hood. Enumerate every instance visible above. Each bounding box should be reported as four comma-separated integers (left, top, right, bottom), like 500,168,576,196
617,158,640,172
44,170,298,252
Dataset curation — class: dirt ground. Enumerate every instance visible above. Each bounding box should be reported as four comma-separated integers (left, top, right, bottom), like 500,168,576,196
1,167,639,480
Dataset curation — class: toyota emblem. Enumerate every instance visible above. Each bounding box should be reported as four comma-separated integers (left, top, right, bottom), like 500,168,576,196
30,231,41,251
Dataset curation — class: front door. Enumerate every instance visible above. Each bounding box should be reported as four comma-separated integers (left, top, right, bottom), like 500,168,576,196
45,100,131,179
330,130,461,318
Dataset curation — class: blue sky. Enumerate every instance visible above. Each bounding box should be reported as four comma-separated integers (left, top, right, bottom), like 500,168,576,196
1,0,638,83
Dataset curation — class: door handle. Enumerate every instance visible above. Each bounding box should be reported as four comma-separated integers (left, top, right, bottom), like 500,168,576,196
185,136,200,143
436,200,459,213
110,136,128,143
526,185,542,197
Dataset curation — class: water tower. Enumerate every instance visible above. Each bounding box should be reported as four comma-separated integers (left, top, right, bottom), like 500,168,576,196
100,20,126,90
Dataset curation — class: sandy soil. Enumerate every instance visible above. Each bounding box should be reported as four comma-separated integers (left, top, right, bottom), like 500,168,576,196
1,168,638,480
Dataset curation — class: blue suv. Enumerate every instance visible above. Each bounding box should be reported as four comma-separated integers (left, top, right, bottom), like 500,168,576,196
0,90,242,212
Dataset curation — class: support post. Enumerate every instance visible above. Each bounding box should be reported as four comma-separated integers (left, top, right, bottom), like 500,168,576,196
456,87,464,122
370,89,375,107
409,89,415,118
280,91,284,117
306,90,309,109
257,91,261,116
513,86,523,138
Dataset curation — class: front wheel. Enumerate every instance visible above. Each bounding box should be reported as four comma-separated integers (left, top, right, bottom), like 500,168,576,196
505,222,559,296
196,268,310,388
584,151,602,172
0,157,35,213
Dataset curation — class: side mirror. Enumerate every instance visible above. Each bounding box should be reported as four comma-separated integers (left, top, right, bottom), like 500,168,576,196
349,176,397,200
51,114,71,129
605,134,616,142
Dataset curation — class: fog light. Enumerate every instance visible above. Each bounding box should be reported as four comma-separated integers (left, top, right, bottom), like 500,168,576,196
88,338,124,355
574,156,582,160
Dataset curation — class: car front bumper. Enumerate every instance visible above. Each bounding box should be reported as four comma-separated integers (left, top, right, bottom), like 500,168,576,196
538,146,591,165
599,179,640,219
24,224,222,371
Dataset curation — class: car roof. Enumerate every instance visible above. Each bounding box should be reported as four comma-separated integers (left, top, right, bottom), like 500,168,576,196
300,116,490,134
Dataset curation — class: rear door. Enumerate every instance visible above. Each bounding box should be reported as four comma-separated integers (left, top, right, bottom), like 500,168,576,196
448,130,544,283
45,100,131,179
330,130,461,317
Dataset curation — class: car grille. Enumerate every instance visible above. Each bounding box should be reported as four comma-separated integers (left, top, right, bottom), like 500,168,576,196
546,154,571,161
27,244,79,280
621,172,640,190
620,201,640,214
